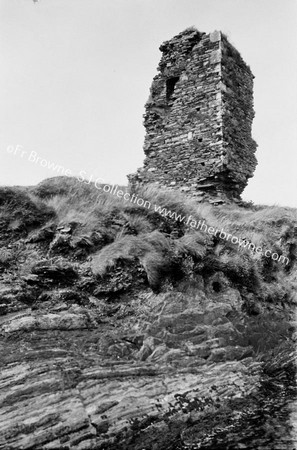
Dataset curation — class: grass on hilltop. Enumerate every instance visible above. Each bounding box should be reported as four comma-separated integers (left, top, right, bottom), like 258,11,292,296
29,177,297,244
0,176,295,298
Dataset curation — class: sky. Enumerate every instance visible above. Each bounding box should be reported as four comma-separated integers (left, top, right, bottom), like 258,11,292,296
0,0,296,207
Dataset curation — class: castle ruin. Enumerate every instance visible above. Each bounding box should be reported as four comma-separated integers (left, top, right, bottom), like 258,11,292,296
128,28,257,202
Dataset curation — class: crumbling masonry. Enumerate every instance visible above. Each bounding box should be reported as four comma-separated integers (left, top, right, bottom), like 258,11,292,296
128,28,257,202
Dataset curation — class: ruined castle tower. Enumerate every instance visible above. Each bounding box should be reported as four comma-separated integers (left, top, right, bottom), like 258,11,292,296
128,28,257,202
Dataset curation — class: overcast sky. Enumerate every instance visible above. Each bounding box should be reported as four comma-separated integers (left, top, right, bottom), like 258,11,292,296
0,0,296,207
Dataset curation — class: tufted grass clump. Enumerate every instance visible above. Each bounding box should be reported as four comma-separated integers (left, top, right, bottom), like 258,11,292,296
91,231,176,291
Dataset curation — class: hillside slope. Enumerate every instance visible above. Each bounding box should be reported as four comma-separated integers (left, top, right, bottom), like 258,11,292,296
0,177,296,449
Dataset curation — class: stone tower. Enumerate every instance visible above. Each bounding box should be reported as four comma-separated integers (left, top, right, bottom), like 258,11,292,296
128,28,257,202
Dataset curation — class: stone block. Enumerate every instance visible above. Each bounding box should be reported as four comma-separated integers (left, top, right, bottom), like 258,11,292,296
210,30,221,42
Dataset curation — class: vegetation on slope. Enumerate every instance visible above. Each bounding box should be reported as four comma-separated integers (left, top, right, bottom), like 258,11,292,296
0,176,295,349
0,176,296,299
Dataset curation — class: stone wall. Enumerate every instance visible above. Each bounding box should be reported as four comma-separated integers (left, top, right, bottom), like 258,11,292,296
128,28,257,202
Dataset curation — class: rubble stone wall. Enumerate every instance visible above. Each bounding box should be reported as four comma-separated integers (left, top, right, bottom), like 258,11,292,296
128,28,257,202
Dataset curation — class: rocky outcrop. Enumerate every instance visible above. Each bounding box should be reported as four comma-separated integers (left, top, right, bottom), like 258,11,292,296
0,180,296,449
0,268,295,449
0,286,262,450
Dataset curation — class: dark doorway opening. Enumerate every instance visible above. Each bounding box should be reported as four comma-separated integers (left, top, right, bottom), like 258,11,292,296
166,76,179,101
